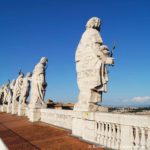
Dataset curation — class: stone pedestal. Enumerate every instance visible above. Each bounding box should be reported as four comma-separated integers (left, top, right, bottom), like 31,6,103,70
74,103,98,112
28,102,47,122
7,104,12,113
74,103,108,112
72,117,85,137
72,111,97,143
1,105,7,112
98,106,108,112
18,104,26,116
28,108,41,122
25,107,29,117
11,104,18,115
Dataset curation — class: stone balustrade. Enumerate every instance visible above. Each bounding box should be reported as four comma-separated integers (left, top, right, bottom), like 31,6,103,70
96,122,121,149
132,126,150,150
40,109,73,130
72,111,150,150
95,122,150,149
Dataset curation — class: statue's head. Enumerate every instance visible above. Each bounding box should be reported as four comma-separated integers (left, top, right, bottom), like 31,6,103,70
26,72,32,77
19,73,24,78
1,85,5,89
18,69,24,78
86,17,101,31
40,57,48,65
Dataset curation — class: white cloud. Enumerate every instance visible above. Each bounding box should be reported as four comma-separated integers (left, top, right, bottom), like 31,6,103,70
130,96,150,103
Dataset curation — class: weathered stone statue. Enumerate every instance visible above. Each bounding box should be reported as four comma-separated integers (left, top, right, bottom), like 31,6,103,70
0,82,10,112
7,80,16,113
74,17,114,111
0,85,4,105
29,57,48,109
12,72,24,114
3,83,9,105
18,73,32,116
9,80,16,97
19,72,32,104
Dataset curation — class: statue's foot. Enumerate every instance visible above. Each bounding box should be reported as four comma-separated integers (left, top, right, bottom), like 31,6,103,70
74,102,98,112
97,106,109,112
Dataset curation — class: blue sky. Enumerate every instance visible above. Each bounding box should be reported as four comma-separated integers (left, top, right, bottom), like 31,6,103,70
0,0,150,106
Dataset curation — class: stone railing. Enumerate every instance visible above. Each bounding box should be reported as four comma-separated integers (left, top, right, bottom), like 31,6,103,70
72,112,150,150
95,121,150,149
40,109,73,130
96,122,121,149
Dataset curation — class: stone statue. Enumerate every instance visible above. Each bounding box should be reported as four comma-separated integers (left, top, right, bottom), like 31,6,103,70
7,79,16,104
6,81,11,105
3,80,11,104
0,85,5,105
7,80,16,113
74,17,114,111
29,57,48,109
19,72,32,104
3,83,10,105
12,72,24,114
9,80,16,97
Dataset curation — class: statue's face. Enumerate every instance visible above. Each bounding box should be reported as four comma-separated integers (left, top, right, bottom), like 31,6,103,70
86,17,101,30
40,57,48,65
95,18,101,29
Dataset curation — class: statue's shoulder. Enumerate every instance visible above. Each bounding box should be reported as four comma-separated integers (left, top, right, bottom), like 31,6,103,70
81,28,103,44
33,63,44,74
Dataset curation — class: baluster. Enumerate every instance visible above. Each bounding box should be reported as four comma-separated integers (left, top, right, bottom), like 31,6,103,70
111,124,116,149
116,124,121,150
134,127,140,150
147,129,150,149
104,123,108,146
107,123,112,148
100,122,104,145
129,127,135,150
140,128,146,150
103,123,106,146
97,122,101,143
99,122,103,144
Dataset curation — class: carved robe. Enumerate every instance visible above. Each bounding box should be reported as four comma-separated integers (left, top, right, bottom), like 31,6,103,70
30,62,47,108
76,27,108,104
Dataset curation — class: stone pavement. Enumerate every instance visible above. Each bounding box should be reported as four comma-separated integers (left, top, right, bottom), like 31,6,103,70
0,112,105,150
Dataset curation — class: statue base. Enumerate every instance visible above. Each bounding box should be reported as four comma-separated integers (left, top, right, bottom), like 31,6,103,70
1,105,7,112
18,104,27,116
74,103,108,112
28,108,41,122
97,106,108,112
7,104,12,113
28,102,47,109
11,104,18,115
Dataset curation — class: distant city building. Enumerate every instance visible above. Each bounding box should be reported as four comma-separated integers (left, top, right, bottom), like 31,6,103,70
47,99,74,110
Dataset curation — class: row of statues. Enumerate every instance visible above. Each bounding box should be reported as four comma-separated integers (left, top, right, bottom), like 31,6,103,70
0,17,114,113
0,57,48,114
